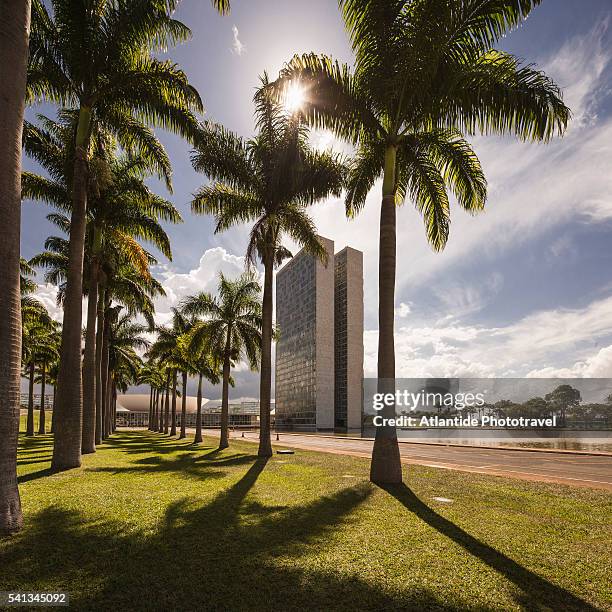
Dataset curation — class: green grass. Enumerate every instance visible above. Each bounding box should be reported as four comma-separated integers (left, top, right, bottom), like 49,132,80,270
2,427,610,611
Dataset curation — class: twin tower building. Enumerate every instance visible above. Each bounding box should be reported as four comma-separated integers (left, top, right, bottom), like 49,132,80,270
275,236,364,432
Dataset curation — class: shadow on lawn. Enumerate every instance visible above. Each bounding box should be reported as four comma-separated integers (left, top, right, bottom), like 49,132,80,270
381,484,597,612
101,432,208,456
3,454,479,611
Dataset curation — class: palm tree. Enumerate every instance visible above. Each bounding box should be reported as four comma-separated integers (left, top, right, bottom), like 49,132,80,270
22,320,48,437
191,76,345,457
34,324,60,435
138,362,164,431
47,359,60,433
171,311,197,439
273,0,570,483
190,353,223,444
0,0,31,536
20,264,55,437
26,0,213,471
182,273,262,449
107,310,149,432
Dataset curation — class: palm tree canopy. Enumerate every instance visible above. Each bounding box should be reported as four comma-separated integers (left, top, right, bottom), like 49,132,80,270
107,308,149,387
181,272,263,371
191,74,346,267
271,0,570,250
25,115,175,318
27,0,215,187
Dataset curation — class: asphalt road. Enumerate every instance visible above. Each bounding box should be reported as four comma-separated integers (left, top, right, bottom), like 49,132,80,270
200,429,612,490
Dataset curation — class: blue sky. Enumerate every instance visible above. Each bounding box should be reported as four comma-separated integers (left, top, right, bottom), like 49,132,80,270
22,0,612,398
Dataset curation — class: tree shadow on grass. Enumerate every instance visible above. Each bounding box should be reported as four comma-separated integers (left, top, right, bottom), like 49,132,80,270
381,484,597,612
1,457,481,611
17,434,54,458
18,468,54,484
86,448,258,480
100,431,212,457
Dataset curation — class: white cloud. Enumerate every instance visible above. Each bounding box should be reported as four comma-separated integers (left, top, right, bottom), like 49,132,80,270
153,246,248,324
231,25,245,56
395,302,412,317
364,294,612,379
32,283,62,322
432,273,503,318
527,345,612,378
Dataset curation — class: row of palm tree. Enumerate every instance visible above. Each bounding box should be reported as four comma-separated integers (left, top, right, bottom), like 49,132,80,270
20,258,60,436
142,272,261,450
0,0,569,536
25,112,175,451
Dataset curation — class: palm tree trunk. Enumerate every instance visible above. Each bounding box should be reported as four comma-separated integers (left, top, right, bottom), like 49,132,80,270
158,390,163,432
155,388,164,431
94,289,104,444
52,105,92,472
170,370,177,436
159,387,164,432
194,373,203,444
26,361,35,436
38,363,46,435
220,331,232,450
101,305,110,440
0,0,30,535
82,262,98,454
163,373,170,434
179,371,187,439
158,388,164,432
112,383,117,432
106,376,112,436
147,386,153,431
258,252,274,457
51,384,56,433
370,144,402,485
152,388,159,431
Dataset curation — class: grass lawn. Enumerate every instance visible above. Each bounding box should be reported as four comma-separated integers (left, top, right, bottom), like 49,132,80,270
2,426,610,611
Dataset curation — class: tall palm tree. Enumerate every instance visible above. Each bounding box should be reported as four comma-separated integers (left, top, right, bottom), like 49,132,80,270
190,353,223,444
191,76,345,457
22,319,51,437
170,311,197,439
35,326,61,435
0,0,31,536
147,308,197,438
20,266,55,437
26,0,211,471
138,362,164,431
107,310,149,432
182,273,262,449
148,315,183,437
273,0,570,483
22,320,59,436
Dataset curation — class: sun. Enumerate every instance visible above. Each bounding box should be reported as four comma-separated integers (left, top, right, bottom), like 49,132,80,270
283,81,305,113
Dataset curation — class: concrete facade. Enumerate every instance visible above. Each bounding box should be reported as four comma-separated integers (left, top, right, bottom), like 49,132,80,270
275,237,363,432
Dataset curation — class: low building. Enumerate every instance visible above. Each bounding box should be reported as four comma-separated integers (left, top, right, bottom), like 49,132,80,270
115,394,272,428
